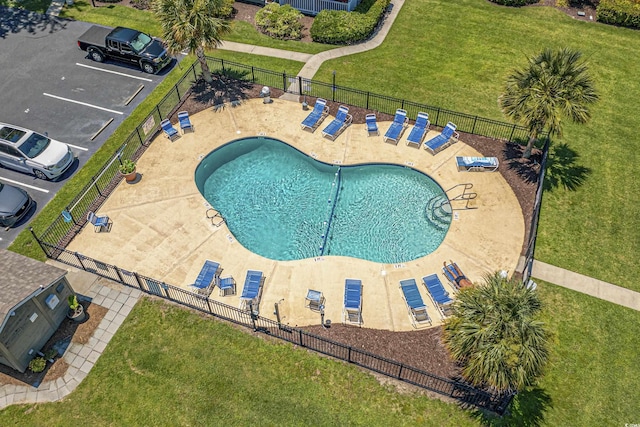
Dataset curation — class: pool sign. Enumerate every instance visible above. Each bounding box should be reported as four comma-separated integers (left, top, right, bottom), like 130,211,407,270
142,115,156,136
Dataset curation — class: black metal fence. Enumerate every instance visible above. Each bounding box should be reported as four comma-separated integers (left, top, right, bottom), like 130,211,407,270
32,240,514,414
37,60,203,250
206,57,544,144
522,137,551,284
27,56,554,415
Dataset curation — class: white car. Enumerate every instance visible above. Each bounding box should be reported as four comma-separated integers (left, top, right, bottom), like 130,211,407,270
0,122,75,180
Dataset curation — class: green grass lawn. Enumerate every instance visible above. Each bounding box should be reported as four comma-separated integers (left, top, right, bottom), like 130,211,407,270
0,299,478,426
311,0,640,292
485,281,640,426
1,286,637,426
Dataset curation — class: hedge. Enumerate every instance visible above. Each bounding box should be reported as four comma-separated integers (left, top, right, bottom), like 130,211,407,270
597,0,640,29
256,3,304,40
310,0,391,45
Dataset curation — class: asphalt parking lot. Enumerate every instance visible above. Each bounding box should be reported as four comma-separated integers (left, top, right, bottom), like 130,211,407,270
0,9,179,248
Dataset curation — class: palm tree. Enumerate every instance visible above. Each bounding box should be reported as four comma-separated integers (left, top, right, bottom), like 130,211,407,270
443,273,549,393
153,0,231,83
498,48,599,158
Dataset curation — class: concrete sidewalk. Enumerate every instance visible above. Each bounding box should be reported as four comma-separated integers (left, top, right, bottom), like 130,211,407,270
217,0,405,80
532,260,640,311
296,0,405,79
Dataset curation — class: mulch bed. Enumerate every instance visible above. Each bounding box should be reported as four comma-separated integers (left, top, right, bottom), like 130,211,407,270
0,302,107,387
302,323,462,379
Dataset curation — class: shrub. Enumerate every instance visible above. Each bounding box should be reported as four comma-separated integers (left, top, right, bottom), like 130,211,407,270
597,0,640,29
255,3,304,40
28,357,46,373
44,348,59,361
487,0,538,6
130,0,151,10
310,0,390,45
219,0,234,19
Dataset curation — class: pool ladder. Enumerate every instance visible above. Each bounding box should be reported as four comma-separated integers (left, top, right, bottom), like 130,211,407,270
445,183,477,210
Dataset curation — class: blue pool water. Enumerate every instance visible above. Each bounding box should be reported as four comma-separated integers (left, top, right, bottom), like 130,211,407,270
195,137,451,263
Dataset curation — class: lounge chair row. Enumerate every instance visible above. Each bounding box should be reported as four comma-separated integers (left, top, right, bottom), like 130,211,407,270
301,98,352,140
400,273,459,327
379,109,459,154
161,111,194,141
301,262,472,328
300,102,499,169
188,261,265,313
311,272,458,329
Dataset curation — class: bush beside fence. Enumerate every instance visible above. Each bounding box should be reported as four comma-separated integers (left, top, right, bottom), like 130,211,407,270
30,56,554,415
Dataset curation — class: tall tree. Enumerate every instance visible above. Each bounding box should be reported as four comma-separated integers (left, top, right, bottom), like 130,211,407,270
443,273,549,393
153,0,231,83
499,48,599,158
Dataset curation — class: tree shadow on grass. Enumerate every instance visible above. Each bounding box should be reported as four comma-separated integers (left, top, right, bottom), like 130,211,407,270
471,388,553,427
543,143,591,192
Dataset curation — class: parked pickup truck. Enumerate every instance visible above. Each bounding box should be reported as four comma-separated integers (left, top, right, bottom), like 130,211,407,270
77,26,172,74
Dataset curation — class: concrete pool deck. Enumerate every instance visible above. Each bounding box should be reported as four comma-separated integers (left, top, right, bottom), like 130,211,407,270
65,98,524,331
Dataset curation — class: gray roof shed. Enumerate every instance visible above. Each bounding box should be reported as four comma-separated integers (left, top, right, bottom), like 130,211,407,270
0,250,67,321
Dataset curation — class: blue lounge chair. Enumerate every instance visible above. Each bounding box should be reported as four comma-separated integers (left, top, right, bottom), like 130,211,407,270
424,122,459,154
399,279,432,327
365,114,379,136
301,98,329,132
322,105,352,140
343,279,362,325
161,119,179,141
422,274,454,318
456,156,499,172
87,211,111,232
240,270,264,312
383,109,408,144
178,111,194,133
406,112,430,148
190,260,221,296
442,261,471,290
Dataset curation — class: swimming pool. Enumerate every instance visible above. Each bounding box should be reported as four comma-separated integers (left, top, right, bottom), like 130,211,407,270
195,137,451,263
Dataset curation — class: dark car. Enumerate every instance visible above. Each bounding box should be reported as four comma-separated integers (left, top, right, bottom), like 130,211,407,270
77,25,172,74
0,183,34,228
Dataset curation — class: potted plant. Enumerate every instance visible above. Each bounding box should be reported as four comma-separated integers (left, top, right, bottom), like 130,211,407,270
67,295,86,323
44,348,59,363
119,159,137,183
28,356,46,373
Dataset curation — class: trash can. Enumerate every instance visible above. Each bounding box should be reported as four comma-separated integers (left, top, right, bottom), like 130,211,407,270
261,86,272,104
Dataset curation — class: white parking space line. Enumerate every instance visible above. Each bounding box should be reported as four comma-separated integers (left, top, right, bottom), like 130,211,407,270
43,93,124,115
76,63,154,81
67,143,89,152
0,177,50,193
